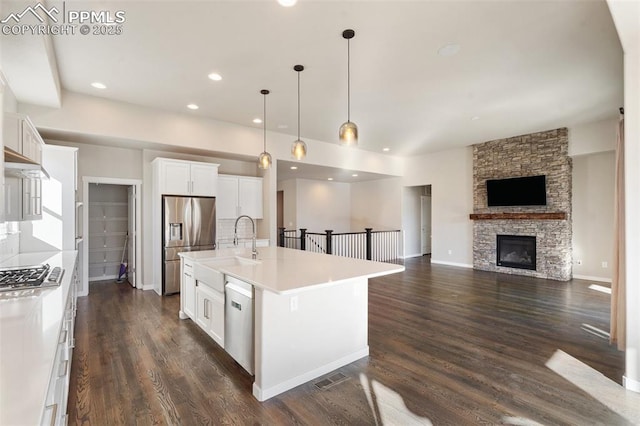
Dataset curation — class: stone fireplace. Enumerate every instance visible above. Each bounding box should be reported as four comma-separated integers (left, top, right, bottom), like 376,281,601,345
471,128,572,281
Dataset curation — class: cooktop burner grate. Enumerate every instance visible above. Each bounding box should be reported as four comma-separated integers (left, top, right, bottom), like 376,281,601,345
0,264,52,291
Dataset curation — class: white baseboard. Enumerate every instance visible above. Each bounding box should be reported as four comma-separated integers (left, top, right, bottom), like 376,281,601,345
572,274,612,283
252,347,369,401
624,375,640,393
430,259,473,269
401,253,423,259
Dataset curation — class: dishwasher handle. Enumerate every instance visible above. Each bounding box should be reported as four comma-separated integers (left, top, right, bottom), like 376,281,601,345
225,282,253,299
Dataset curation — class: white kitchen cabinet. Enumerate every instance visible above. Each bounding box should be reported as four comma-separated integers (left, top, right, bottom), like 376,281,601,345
3,112,43,164
181,258,196,320
42,257,78,426
196,283,225,348
4,175,42,221
217,174,263,219
156,158,219,196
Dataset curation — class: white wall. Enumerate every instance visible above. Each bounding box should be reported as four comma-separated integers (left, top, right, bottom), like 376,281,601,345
569,118,618,156
47,140,143,199
572,151,615,281
277,179,297,230
350,178,403,231
295,179,351,233
402,186,422,258
404,147,474,267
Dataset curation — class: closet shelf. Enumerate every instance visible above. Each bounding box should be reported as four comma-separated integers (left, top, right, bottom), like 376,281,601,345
88,261,122,267
89,231,128,237
89,201,128,206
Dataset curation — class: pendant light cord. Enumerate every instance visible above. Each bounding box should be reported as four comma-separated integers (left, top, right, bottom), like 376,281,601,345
347,38,351,122
297,70,301,139
263,93,267,151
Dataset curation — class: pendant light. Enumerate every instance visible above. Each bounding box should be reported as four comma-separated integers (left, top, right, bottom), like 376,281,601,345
258,89,272,169
339,29,358,146
291,65,307,160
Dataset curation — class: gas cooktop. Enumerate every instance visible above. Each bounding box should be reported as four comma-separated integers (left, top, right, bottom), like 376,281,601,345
0,264,64,292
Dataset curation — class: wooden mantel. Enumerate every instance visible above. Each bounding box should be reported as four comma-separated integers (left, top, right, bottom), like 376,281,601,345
469,212,567,220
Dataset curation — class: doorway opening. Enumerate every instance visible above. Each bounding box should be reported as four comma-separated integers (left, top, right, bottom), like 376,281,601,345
420,186,432,256
82,177,141,296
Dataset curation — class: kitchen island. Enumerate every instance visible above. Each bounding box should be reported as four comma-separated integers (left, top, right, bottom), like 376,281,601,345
179,246,404,401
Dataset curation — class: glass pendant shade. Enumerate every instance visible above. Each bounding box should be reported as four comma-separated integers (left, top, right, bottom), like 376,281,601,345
258,89,271,170
258,151,272,169
339,121,358,146
291,139,307,160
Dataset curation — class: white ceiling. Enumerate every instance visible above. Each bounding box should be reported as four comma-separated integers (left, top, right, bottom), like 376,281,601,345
1,0,623,160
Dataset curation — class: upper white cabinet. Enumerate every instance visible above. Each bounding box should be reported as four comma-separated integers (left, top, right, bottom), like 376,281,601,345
155,158,219,196
4,176,42,221
217,175,263,219
3,112,43,164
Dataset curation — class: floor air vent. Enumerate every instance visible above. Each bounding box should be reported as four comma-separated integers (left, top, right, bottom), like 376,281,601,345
314,372,349,390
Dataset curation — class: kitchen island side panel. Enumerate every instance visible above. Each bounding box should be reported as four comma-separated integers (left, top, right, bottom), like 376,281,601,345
253,277,369,401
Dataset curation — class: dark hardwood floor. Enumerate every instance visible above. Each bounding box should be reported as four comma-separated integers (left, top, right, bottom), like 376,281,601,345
69,257,632,425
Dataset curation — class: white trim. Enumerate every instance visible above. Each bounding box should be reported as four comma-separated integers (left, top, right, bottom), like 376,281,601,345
82,176,142,296
623,375,640,393
252,347,369,402
430,260,473,268
572,274,613,283
401,253,424,259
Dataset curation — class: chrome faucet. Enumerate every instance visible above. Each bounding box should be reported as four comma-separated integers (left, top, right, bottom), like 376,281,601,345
234,215,257,259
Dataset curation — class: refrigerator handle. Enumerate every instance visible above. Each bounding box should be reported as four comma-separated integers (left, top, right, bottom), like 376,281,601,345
192,198,202,246
184,199,192,247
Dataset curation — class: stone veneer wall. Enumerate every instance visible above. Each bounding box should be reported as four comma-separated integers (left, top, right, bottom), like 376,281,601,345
472,128,572,281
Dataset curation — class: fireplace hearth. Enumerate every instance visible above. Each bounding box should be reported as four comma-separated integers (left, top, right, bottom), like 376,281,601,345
497,235,536,270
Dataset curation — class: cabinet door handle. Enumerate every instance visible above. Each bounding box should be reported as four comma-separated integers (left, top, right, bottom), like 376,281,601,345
59,329,68,344
204,299,209,319
58,360,69,377
44,403,58,426
185,273,192,278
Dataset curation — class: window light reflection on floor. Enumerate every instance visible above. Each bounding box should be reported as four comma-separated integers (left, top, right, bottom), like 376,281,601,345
588,284,612,295
359,373,432,425
545,349,640,424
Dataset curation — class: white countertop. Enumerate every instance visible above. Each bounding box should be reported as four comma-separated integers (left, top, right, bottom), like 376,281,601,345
0,251,78,426
180,246,404,294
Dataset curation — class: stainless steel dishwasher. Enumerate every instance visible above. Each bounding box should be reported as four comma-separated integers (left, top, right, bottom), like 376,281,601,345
224,276,254,375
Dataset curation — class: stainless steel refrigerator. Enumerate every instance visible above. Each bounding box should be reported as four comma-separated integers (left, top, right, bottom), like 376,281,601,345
163,195,216,295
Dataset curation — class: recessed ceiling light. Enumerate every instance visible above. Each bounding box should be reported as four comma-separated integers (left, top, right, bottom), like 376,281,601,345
352,174,358,177
253,118,263,124
208,73,222,81
278,0,297,6
382,147,390,152
290,166,298,170
187,104,199,110
277,124,289,129
91,82,107,89
437,43,461,57
327,177,334,181
471,116,480,121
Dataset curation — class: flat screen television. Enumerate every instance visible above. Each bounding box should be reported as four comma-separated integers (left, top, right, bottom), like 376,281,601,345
486,175,546,207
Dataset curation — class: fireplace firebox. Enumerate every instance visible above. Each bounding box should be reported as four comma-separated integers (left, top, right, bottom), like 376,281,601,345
496,235,536,270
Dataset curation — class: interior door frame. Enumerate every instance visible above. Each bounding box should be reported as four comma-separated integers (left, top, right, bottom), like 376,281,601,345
81,176,142,296
127,185,137,288
420,194,432,255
